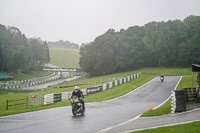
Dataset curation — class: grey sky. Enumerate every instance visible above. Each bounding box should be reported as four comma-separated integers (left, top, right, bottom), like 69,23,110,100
0,0,200,45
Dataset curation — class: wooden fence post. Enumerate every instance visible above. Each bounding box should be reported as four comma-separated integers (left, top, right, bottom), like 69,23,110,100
6,100,8,110
26,96,28,109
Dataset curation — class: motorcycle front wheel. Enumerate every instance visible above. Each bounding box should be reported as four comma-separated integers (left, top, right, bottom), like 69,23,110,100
81,107,85,115
72,105,77,116
72,108,76,116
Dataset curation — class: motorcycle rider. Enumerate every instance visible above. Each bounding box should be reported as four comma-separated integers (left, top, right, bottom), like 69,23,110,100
160,74,164,81
72,86,85,109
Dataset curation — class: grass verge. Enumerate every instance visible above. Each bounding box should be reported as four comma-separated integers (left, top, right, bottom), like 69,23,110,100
12,71,53,81
132,121,200,133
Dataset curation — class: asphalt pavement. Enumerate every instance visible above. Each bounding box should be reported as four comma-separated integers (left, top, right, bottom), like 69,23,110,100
0,76,182,133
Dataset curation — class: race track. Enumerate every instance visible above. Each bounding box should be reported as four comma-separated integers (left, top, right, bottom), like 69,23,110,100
0,76,181,133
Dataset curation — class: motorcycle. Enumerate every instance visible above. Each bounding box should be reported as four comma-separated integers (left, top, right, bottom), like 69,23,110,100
160,76,164,82
70,96,85,116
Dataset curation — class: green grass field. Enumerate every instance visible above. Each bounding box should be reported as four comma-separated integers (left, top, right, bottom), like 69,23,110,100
133,121,200,133
13,71,53,81
49,47,80,68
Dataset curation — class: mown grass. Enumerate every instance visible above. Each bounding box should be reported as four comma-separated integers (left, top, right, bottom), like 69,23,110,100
49,47,80,68
1,71,53,82
134,67,193,76
132,121,200,133
13,71,53,81
141,99,172,117
177,75,197,89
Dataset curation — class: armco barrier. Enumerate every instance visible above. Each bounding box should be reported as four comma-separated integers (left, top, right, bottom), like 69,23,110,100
98,86,103,92
171,91,176,113
117,80,120,86
119,79,122,84
62,92,69,101
103,84,107,91
2,72,56,89
44,94,54,105
109,82,113,88
106,83,109,89
87,87,99,94
44,73,140,105
112,81,115,87
54,93,62,102
124,78,126,83
82,89,87,96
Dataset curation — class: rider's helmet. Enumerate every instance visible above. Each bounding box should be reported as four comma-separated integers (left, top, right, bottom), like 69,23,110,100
74,86,79,92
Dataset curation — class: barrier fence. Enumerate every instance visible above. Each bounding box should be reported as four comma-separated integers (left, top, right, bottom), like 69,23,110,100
6,97,28,110
6,94,43,110
171,87,199,113
0,72,62,89
44,73,139,105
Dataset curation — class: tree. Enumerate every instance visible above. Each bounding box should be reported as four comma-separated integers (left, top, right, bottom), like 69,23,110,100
0,24,51,74
79,15,200,76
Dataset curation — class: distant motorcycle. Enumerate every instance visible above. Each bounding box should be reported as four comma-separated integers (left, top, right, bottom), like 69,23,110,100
160,76,164,82
70,96,85,116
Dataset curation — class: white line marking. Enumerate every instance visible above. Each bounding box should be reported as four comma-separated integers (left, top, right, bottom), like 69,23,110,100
98,114,143,133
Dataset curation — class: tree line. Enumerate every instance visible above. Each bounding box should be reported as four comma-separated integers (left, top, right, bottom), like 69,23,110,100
48,40,79,49
79,15,200,76
0,25,50,74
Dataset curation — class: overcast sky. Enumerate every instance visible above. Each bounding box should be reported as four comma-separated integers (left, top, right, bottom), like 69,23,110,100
0,0,200,45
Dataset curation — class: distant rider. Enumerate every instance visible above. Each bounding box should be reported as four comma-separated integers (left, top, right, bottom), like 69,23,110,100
160,74,164,82
72,86,85,109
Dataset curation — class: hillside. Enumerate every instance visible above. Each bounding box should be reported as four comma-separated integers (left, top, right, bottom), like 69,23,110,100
49,47,80,68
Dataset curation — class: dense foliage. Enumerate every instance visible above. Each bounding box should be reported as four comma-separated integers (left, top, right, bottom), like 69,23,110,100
0,25,50,74
80,15,200,76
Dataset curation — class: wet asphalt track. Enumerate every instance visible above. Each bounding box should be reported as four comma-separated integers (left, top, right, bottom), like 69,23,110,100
0,76,181,133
